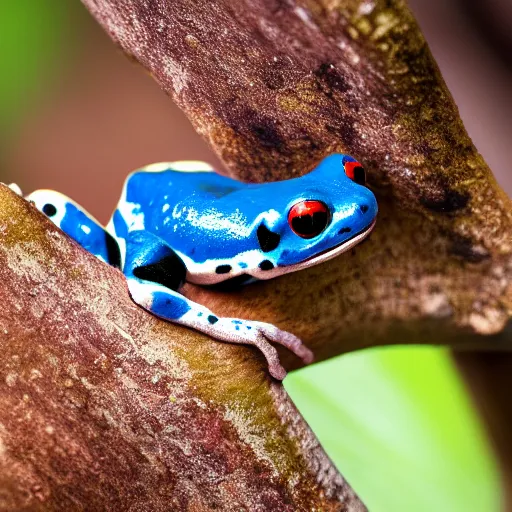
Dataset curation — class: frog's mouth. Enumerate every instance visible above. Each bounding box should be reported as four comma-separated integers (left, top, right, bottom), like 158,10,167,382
259,218,377,279
303,218,376,265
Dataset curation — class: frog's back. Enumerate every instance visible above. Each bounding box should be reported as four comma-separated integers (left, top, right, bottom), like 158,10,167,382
125,161,244,206
110,161,249,248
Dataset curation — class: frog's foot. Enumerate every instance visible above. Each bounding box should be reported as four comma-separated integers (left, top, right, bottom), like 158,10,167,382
181,314,314,380
7,183,23,196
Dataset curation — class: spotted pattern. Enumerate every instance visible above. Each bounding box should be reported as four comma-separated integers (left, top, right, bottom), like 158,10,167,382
43,203,57,217
259,260,274,271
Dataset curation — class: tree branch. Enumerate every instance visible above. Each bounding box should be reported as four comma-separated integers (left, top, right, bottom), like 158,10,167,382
0,185,363,510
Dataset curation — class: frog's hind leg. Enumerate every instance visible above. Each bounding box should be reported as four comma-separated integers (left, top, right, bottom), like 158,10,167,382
25,189,121,268
123,230,313,380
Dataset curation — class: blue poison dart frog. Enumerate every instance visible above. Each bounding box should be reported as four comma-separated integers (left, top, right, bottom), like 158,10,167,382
23,154,377,380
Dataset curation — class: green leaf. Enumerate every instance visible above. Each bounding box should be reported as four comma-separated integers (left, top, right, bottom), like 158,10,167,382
286,346,501,512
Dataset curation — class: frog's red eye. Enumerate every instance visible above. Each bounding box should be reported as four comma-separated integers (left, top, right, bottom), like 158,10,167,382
344,160,366,186
288,200,330,239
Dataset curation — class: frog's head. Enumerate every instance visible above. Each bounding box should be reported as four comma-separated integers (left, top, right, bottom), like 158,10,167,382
251,153,378,279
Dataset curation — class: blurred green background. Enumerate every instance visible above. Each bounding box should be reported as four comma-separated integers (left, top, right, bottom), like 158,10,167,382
1,2,507,511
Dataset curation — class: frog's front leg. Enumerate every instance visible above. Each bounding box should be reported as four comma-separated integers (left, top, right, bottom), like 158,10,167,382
124,231,313,380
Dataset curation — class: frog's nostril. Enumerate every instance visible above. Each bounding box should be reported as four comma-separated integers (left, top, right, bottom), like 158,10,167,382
360,204,369,214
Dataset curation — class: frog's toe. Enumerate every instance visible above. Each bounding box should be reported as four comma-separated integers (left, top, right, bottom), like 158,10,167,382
257,323,314,365
250,336,287,381
8,183,22,196
216,318,288,380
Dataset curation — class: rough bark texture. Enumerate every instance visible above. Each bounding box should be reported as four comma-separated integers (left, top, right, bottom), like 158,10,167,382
0,186,363,511
2,0,512,509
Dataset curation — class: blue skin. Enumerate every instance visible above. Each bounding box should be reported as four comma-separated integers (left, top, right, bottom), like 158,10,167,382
26,154,377,380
